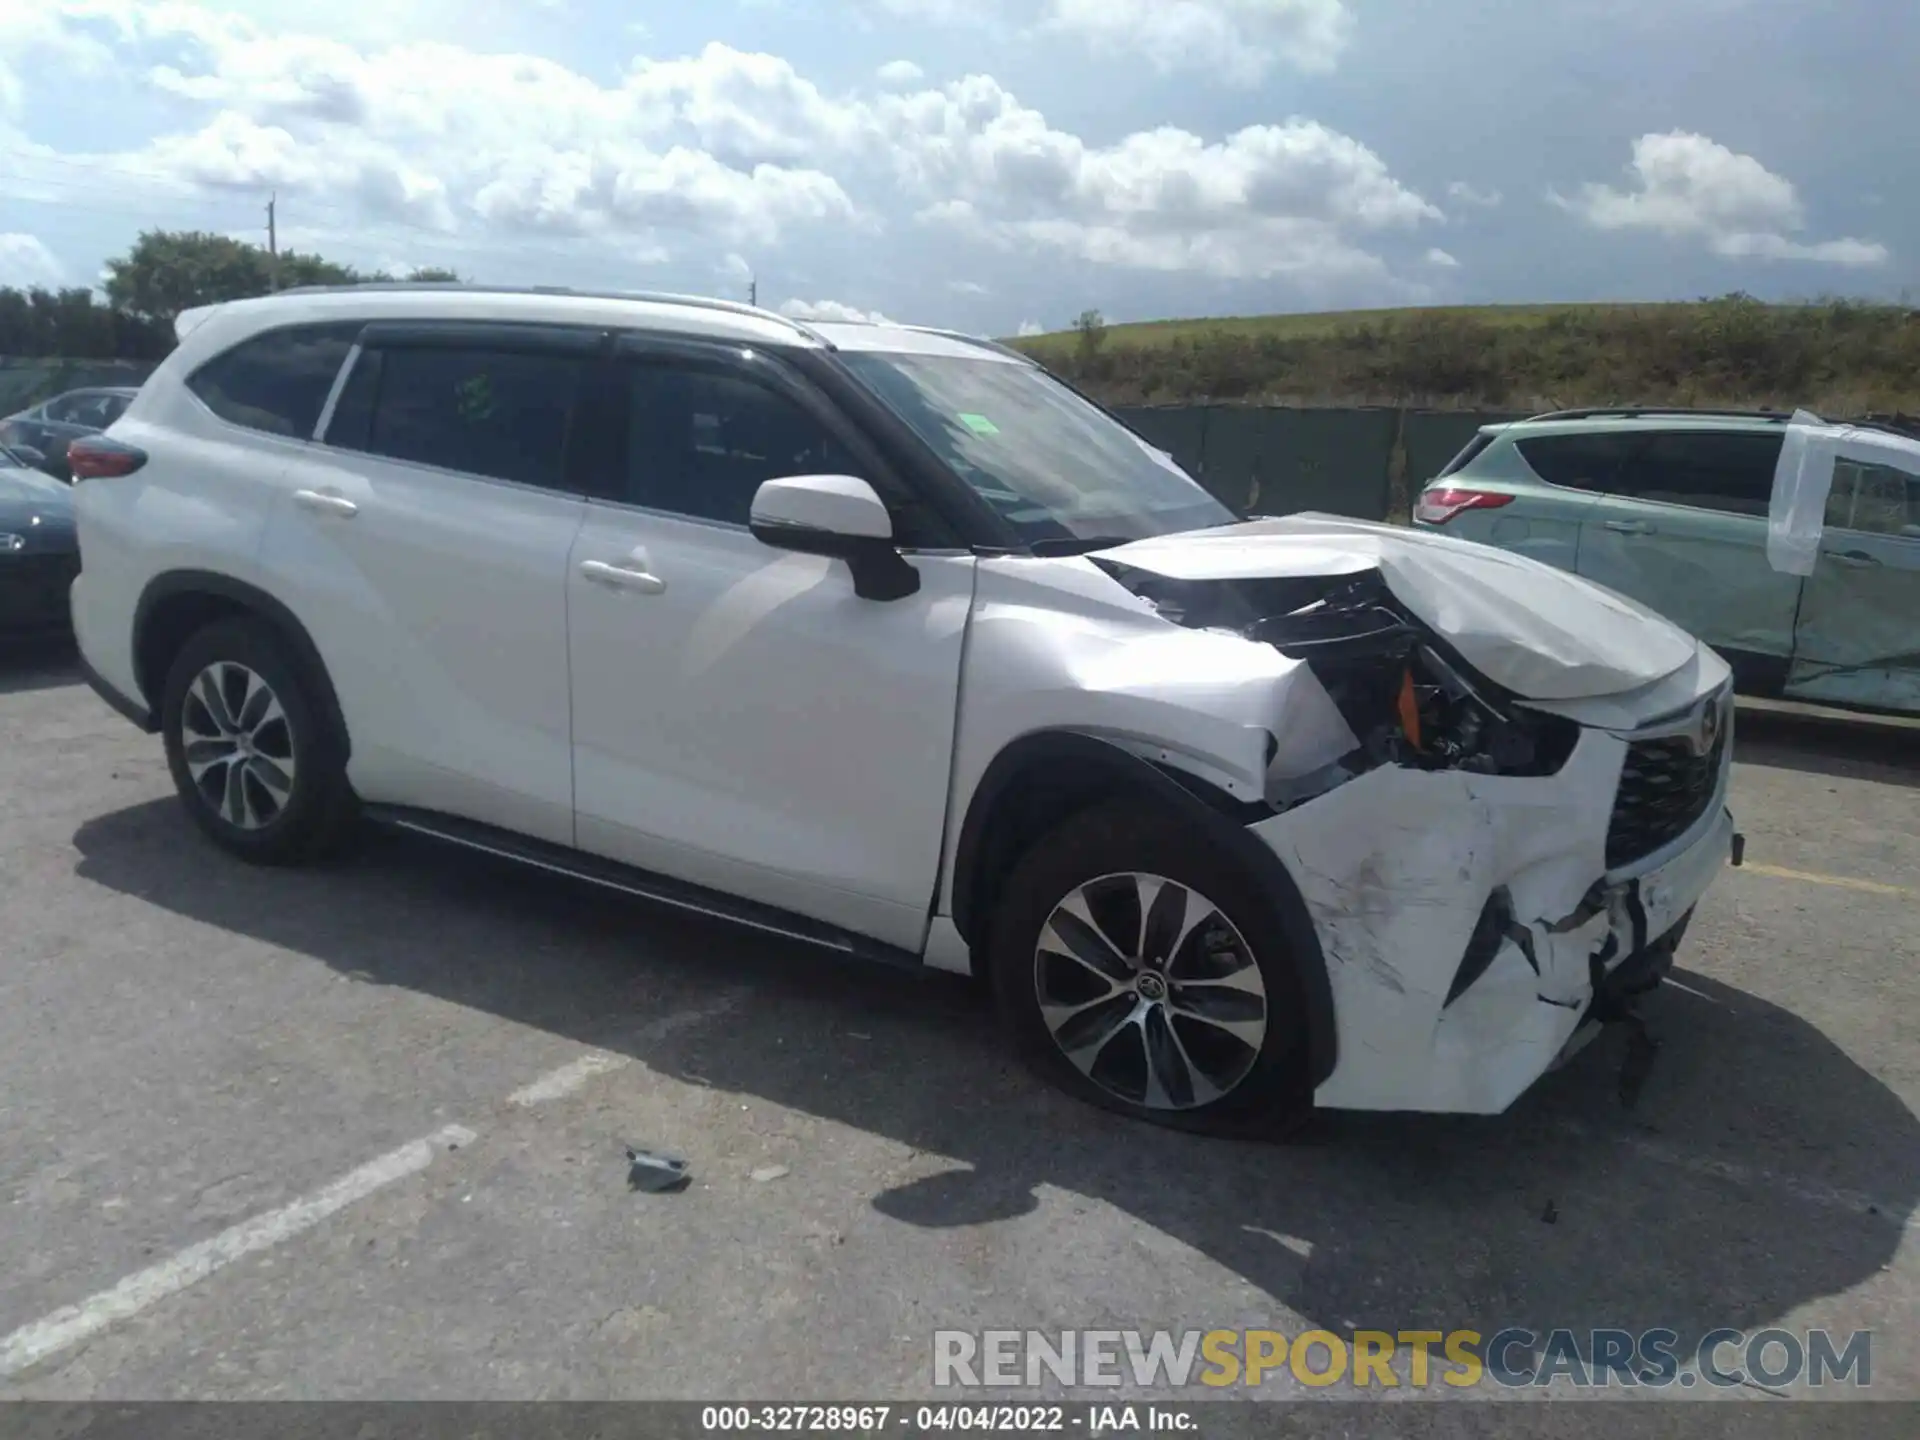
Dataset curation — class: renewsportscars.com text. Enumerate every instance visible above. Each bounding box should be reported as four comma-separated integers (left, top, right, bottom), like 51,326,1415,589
932,1327,1872,1390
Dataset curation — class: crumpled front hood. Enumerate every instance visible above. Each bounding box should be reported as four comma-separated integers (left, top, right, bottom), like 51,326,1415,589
1094,513,1700,701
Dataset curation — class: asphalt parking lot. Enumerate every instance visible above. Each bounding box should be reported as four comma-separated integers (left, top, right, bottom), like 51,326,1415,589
1,640,1916,1404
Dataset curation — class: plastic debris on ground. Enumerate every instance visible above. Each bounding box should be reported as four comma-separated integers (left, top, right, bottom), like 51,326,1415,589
626,1145,692,1193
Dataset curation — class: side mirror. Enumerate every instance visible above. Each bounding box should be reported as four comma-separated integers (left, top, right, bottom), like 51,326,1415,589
749,474,921,601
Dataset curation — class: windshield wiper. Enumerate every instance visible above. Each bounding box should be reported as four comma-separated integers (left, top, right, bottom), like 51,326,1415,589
1026,535,1136,556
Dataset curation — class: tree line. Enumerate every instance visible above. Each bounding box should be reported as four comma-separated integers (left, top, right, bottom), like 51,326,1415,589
0,229,461,361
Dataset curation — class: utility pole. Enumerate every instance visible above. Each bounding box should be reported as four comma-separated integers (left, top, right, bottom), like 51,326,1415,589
748,276,757,307
266,192,279,290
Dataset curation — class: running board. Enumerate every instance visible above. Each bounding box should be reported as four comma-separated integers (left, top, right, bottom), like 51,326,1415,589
361,804,926,971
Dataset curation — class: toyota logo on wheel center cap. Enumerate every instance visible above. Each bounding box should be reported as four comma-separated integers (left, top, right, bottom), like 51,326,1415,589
1137,972,1167,1001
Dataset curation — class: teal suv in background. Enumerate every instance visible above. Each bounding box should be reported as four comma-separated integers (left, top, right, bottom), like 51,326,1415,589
1411,408,1920,717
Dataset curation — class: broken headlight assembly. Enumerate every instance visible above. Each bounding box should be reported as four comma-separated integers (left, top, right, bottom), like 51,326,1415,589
1100,565,1582,805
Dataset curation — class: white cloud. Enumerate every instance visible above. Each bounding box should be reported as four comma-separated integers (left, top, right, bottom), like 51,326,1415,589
889,84,1438,280
779,297,895,324
1424,247,1459,268
0,7,1434,296
876,59,924,86
1017,319,1045,336
1559,132,1888,266
1039,0,1352,83
1446,181,1502,208
948,279,990,295
0,232,65,287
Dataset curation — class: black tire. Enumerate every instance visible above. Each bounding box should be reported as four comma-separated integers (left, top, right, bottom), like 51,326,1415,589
987,797,1314,1138
159,615,358,865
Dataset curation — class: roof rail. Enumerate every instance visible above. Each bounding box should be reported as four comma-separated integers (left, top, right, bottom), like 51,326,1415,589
262,281,830,345
1520,406,1809,424
896,324,1038,365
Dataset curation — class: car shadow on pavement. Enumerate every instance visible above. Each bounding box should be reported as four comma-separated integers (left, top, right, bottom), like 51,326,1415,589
1735,706,1920,791
71,798,1920,1382
0,638,79,696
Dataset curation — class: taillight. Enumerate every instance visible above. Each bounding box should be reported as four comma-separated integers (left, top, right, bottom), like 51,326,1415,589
1413,487,1513,525
67,436,148,481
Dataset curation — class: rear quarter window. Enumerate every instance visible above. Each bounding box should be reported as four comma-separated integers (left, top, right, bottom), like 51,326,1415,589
1513,432,1642,490
188,323,363,438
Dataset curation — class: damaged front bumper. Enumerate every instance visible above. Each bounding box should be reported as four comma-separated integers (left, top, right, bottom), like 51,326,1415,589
1248,712,1738,1115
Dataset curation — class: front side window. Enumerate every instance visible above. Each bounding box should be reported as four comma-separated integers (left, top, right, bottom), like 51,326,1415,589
188,323,362,438
1826,459,1920,538
619,364,868,527
836,351,1232,546
330,344,586,491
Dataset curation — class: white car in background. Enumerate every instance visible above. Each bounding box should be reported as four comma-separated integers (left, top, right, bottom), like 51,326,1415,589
65,284,1742,1131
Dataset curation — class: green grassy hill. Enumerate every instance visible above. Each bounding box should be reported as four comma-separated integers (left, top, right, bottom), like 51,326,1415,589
1006,297,1920,414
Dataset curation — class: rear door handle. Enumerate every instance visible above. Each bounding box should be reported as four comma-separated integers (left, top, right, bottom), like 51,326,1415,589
1824,549,1880,568
580,559,668,595
293,489,358,518
1604,519,1654,534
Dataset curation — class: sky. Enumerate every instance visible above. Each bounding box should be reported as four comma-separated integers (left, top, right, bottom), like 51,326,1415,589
0,0,1914,335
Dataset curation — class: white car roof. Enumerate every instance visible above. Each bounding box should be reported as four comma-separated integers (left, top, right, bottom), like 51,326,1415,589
169,286,1026,368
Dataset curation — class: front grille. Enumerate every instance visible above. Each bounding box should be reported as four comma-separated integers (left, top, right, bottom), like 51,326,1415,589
1606,714,1728,869
0,552,80,630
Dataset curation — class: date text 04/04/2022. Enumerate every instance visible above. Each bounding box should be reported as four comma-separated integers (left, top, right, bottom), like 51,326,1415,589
699,1405,1198,1433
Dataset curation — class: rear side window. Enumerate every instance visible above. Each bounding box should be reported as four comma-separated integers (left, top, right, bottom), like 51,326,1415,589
1617,431,1784,516
1514,432,1641,490
328,344,586,491
188,323,362,438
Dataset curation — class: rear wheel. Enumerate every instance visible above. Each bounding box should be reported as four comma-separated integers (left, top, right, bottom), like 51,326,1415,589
160,617,357,864
987,798,1313,1137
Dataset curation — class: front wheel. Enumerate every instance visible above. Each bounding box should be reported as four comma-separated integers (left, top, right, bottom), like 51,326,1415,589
986,798,1313,1137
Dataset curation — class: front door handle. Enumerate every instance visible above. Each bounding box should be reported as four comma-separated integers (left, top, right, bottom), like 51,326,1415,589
580,559,668,595
1604,519,1653,535
1824,549,1880,568
293,489,358,518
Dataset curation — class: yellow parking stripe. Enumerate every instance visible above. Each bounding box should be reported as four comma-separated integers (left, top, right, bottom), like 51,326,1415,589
1741,862,1913,899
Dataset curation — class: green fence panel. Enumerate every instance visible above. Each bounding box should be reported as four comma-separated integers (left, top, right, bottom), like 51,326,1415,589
1402,409,1532,490
1113,404,1211,483
1248,407,1399,520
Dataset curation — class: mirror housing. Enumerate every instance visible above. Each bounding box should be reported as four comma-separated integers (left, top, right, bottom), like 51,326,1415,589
750,475,921,601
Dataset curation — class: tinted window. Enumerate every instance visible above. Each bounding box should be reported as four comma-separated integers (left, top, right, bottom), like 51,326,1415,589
1826,460,1920,537
1615,431,1784,516
1514,432,1641,490
335,345,585,491
620,365,867,526
1436,430,1497,479
189,324,361,438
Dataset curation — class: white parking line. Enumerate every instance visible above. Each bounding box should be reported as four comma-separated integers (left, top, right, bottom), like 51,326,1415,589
506,988,750,1109
0,1123,475,1381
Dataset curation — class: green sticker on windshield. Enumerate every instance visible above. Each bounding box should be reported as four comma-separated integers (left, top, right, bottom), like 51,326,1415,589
958,412,1000,436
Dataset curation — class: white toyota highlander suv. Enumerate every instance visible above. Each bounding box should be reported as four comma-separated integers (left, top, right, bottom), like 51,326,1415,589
67,284,1744,1133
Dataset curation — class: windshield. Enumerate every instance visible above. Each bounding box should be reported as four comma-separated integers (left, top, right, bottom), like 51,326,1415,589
838,351,1234,546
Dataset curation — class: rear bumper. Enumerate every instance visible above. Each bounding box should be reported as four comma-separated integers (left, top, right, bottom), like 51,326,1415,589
1249,716,1735,1115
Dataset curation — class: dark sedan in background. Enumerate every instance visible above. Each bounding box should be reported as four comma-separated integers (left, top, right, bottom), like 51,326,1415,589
0,442,78,640
0,386,139,480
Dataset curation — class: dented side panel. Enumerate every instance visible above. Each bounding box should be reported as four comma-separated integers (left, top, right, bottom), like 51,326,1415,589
935,556,1357,919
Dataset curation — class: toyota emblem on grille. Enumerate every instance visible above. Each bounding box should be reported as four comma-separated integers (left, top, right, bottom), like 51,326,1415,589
1694,697,1722,756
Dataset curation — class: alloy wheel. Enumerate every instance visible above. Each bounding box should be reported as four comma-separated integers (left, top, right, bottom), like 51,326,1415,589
1033,871,1268,1110
181,661,298,831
